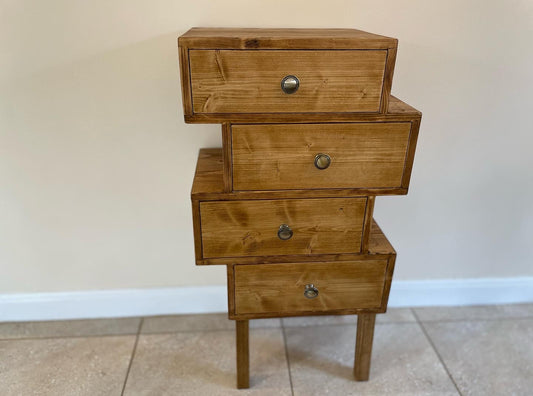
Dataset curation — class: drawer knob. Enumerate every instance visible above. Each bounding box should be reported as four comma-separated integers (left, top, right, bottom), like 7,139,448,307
277,224,293,240
304,284,319,299
314,153,331,170
281,75,299,94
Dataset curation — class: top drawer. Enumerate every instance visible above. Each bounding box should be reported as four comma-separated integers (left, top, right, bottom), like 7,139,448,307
179,28,398,122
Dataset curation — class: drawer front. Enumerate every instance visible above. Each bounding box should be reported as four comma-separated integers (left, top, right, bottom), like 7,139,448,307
232,123,412,191
189,50,387,114
233,260,388,315
200,197,367,259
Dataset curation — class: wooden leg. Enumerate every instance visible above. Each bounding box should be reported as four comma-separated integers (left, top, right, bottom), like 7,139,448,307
236,320,250,389
354,313,376,381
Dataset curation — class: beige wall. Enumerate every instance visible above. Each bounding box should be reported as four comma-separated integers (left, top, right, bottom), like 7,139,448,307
1,0,532,294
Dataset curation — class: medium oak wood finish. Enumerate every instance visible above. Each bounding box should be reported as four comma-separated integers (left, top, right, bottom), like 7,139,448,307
179,28,397,50
232,122,412,191
180,27,422,388
199,197,368,259
234,260,388,315
189,50,386,114
179,28,399,122
354,313,377,381
236,320,249,388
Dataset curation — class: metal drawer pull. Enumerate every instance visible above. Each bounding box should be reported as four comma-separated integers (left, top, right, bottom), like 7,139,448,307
304,284,319,299
277,224,293,240
314,153,331,170
281,75,299,94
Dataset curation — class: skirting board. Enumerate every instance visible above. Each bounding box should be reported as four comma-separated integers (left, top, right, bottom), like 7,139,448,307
1,277,532,322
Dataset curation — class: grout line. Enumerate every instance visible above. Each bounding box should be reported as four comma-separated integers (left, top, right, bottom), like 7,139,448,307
136,320,416,337
141,325,279,336
121,318,143,396
0,332,139,342
282,320,417,329
281,320,295,396
0,320,416,341
411,309,463,396
411,316,533,324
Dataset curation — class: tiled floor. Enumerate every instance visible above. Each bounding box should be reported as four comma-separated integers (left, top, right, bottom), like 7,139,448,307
0,305,532,395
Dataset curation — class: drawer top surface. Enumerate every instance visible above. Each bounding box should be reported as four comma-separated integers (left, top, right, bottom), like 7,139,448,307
179,27,397,50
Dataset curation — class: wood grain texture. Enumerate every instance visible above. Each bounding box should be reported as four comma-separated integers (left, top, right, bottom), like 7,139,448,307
190,199,203,263
179,45,193,116
367,220,396,255
191,148,409,200
361,196,375,253
380,253,396,310
379,47,397,113
200,197,368,259
221,123,232,192
354,313,376,381
236,320,249,389
202,253,387,267
184,95,420,124
401,118,421,189
179,28,397,50
226,220,396,319
227,264,236,316
189,50,386,115
232,123,411,191
234,260,388,316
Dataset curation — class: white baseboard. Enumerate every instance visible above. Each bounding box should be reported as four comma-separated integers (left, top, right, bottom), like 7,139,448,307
1,278,532,322
0,286,228,322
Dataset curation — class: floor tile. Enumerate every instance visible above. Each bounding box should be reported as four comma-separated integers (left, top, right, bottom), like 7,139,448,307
424,319,533,396
141,313,281,334
285,322,458,395
124,328,291,395
0,335,136,395
0,317,141,339
281,308,416,328
414,303,533,322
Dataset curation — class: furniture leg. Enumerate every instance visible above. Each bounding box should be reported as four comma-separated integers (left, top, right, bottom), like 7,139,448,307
236,320,250,389
354,313,376,381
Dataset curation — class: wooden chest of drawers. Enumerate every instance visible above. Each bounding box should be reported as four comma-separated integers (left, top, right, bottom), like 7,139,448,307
179,28,421,389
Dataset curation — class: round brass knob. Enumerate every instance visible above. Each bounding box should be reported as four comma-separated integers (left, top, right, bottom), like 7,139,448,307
314,153,331,170
277,224,293,240
304,284,319,299
281,75,299,94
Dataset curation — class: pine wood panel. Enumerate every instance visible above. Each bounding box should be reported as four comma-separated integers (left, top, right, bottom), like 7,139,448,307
221,123,232,192
200,197,367,259
233,260,388,316
189,50,387,115
361,197,375,253
201,217,392,266
184,96,420,124
191,149,409,200
232,122,411,191
179,28,397,50
380,47,397,115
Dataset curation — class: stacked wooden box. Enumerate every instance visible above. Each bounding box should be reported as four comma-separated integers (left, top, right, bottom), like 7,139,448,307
178,28,421,389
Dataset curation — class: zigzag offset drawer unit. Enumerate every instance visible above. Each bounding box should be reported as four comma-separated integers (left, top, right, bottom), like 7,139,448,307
180,27,422,389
